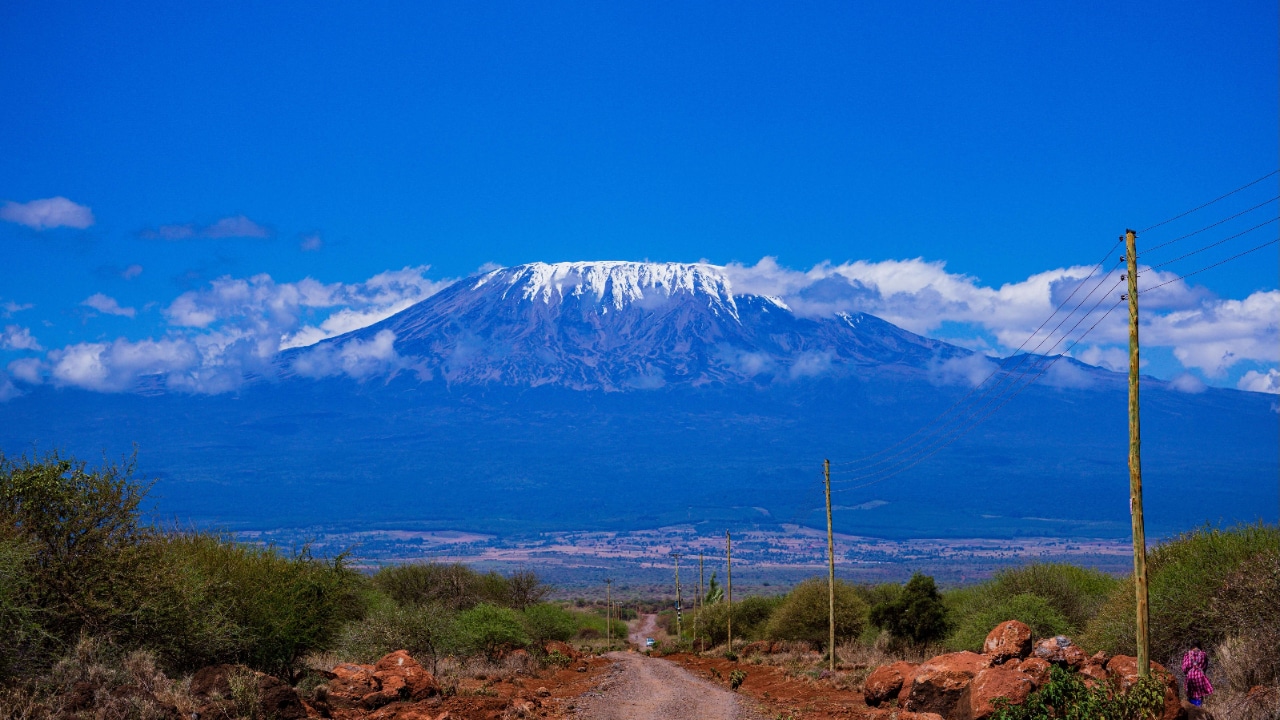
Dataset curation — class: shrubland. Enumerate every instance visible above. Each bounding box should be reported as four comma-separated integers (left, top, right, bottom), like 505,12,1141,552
4,449,1276,719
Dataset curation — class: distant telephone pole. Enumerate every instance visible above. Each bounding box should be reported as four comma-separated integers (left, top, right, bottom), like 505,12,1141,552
725,531,733,652
606,578,613,648
1124,229,1151,678
697,553,705,642
824,459,836,671
671,552,683,639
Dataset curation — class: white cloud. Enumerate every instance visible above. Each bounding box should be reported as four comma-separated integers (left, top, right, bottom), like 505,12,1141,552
49,338,198,392
1073,345,1128,372
28,266,453,394
1168,373,1207,394
0,197,94,230
82,293,137,318
7,358,43,384
0,372,20,402
121,264,143,280
789,350,835,379
1,325,42,351
2,301,33,317
292,329,403,379
930,353,1000,387
300,233,323,251
1237,368,1280,394
140,215,270,240
723,256,1276,387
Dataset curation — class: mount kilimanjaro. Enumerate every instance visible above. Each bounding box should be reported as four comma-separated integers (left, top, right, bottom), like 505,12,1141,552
285,261,985,389
1,261,1274,541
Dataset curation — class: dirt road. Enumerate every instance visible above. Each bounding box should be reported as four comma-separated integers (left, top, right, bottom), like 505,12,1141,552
572,651,765,720
628,613,658,647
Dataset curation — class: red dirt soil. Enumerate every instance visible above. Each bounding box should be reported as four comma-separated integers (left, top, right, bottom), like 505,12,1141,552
660,652,873,719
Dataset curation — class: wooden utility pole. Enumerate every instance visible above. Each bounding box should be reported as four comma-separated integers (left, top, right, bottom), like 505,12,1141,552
672,552,683,640
1125,229,1151,678
697,553,705,643
726,531,733,652
824,459,836,671
606,579,613,649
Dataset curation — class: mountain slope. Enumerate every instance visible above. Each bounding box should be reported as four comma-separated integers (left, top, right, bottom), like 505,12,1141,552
285,261,975,389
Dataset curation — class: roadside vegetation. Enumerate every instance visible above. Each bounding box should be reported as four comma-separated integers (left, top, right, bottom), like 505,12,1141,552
2,449,1275,719
0,450,625,717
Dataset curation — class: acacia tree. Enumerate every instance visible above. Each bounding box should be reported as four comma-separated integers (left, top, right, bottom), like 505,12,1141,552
869,573,949,645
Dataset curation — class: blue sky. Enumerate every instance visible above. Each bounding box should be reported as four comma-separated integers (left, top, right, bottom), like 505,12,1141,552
1,1,1277,395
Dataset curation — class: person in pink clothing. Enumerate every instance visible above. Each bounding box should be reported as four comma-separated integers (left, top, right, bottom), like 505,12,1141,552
1181,642,1214,707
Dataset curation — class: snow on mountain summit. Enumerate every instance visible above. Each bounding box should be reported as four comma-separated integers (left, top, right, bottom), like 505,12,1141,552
289,259,973,389
474,261,738,317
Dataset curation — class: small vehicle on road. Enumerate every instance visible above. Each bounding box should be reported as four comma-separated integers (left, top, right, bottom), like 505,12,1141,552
645,637,655,647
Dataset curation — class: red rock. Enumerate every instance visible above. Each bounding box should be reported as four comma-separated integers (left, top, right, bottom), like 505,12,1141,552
1079,661,1109,687
1016,657,1052,686
1032,636,1086,668
373,650,439,702
190,664,239,699
741,641,772,657
864,661,918,707
543,640,581,659
904,651,991,716
325,663,381,709
1105,656,1184,720
957,665,1037,720
256,675,307,720
982,621,1033,664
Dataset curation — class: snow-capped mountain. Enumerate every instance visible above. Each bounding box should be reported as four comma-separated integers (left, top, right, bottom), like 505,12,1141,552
288,261,969,389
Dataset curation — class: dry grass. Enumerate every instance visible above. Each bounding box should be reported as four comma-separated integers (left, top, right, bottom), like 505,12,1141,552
0,636,199,720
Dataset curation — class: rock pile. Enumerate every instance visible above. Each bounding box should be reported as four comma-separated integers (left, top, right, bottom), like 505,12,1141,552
311,650,440,713
860,621,1185,720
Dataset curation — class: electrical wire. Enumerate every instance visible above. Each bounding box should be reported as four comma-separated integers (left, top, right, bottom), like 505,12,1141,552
1147,217,1278,270
829,267,1123,478
833,298,1126,493
831,275,1125,484
1141,196,1279,255
1140,237,1279,295
1139,170,1279,234
829,238,1124,469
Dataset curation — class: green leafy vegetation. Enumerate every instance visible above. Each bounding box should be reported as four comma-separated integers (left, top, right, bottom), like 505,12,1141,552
1080,523,1280,661
944,563,1119,651
869,573,949,645
764,578,866,649
991,665,1165,720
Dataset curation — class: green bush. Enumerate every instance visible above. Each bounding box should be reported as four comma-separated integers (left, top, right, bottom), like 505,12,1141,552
454,603,529,659
695,595,782,644
0,450,153,647
371,563,546,611
144,532,366,679
522,603,577,645
991,664,1165,720
1080,523,1280,660
985,563,1119,631
0,536,45,677
331,593,455,673
568,607,627,641
946,592,1070,652
869,573,949,645
764,578,866,649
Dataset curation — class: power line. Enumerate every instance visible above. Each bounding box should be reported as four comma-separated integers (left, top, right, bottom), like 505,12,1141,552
830,266,1123,478
832,275,1125,485
1139,170,1279,234
1147,217,1278,270
1141,196,1279,255
830,238,1124,469
833,225,1278,491
833,297,1126,493
1140,237,1280,295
